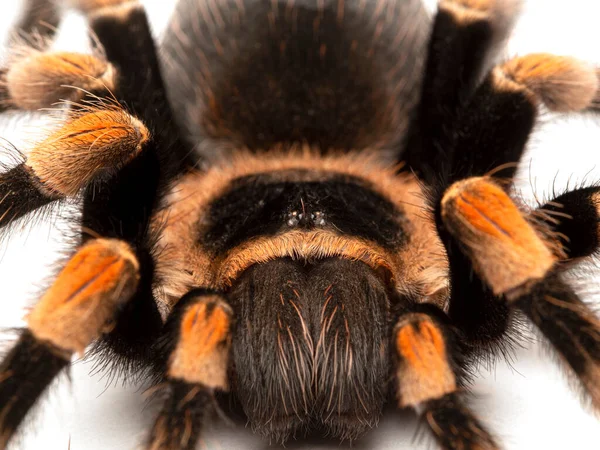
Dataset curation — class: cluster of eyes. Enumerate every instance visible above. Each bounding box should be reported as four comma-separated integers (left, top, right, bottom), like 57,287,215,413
286,210,327,227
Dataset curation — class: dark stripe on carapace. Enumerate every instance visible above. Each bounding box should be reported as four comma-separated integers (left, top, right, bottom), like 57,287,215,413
202,171,406,254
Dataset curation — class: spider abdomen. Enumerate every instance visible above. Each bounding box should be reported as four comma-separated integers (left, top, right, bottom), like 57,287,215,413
162,0,430,152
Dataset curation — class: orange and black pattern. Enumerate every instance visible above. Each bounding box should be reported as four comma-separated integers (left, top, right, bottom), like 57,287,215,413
0,0,598,449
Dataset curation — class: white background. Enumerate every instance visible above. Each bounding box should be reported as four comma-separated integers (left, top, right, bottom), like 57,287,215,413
1,0,600,449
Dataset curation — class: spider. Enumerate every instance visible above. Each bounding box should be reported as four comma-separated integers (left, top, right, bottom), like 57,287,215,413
0,0,599,449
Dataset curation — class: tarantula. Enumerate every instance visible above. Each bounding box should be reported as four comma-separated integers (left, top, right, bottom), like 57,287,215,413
0,0,599,448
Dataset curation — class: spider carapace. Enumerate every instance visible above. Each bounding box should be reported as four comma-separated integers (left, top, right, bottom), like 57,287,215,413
0,0,599,449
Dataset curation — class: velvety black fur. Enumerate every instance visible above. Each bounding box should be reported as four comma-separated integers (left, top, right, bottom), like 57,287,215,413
81,5,189,244
162,0,429,151
0,331,68,440
425,69,539,359
538,187,600,259
0,165,55,228
436,228,514,356
404,7,493,178
228,257,391,443
446,77,537,182
204,173,406,253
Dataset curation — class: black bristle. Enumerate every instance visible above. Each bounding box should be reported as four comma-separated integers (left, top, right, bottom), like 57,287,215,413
423,394,498,450
0,164,57,229
0,331,69,443
515,272,600,409
146,380,216,450
536,186,600,259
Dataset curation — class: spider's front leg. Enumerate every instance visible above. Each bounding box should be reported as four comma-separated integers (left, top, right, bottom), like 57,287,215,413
441,177,600,409
0,2,132,225
145,290,233,450
393,303,499,450
0,238,139,448
1,0,191,352
0,1,192,446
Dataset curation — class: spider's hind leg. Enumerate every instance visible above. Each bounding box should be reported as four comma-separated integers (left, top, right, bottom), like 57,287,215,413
0,1,193,446
0,0,191,368
0,3,127,228
0,50,117,112
0,6,150,230
0,238,140,448
71,0,194,371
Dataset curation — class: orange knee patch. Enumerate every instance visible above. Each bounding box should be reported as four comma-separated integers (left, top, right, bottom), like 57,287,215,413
441,178,555,298
168,298,232,390
395,314,456,408
28,239,139,355
499,53,598,112
28,109,149,196
69,0,133,13
5,52,116,110
440,0,494,13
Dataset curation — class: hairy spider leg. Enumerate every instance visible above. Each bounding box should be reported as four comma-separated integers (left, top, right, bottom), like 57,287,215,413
0,239,139,448
441,177,600,412
393,302,499,450
0,2,195,447
146,289,232,450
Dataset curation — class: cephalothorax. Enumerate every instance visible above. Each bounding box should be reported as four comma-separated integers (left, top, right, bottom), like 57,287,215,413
0,0,599,449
